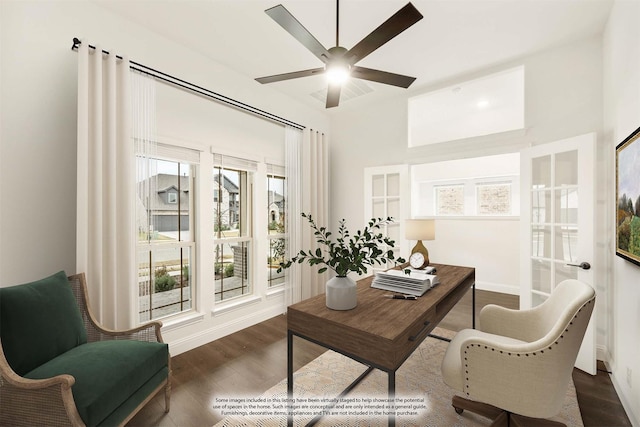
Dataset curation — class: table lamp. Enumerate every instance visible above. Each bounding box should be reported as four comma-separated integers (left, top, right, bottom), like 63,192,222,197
405,219,435,269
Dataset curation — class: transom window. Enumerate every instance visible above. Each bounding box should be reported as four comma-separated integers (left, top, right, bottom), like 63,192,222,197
435,184,465,216
477,182,512,215
412,153,520,217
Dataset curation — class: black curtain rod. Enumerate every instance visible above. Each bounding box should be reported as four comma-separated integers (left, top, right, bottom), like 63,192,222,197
71,38,305,130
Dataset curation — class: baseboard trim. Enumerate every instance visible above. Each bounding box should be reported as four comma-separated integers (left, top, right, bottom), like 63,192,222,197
609,369,640,427
167,305,284,356
597,344,611,366
474,281,519,295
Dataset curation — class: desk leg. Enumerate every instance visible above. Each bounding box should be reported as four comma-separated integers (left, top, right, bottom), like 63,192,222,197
472,282,476,329
388,371,396,427
287,330,293,427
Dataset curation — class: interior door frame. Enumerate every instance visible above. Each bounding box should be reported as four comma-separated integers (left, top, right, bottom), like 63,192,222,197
520,132,597,374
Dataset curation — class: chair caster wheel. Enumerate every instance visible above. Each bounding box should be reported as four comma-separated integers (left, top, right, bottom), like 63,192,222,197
454,406,464,414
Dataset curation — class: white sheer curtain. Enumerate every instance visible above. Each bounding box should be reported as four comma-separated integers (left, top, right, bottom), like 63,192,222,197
132,70,158,259
76,41,135,329
302,129,329,298
284,127,302,307
284,127,329,306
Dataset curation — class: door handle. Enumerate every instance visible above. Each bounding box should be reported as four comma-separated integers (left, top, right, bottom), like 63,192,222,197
566,262,591,270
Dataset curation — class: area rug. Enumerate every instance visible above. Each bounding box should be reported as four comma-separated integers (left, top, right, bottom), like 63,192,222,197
213,327,583,427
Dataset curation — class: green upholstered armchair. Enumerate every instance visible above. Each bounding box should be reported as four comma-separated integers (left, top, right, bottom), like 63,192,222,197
0,271,171,427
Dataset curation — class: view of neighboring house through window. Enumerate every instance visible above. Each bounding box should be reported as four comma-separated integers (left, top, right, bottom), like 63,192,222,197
267,171,286,287
213,163,253,301
137,157,195,322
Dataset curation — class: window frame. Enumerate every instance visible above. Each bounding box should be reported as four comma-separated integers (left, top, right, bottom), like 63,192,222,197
212,163,255,302
136,155,197,323
267,172,287,288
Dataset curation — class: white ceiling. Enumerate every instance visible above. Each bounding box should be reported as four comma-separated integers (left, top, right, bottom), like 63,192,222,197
93,0,613,113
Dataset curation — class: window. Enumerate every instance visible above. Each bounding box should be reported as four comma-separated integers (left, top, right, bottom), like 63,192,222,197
213,158,254,302
267,171,286,287
476,182,512,215
435,184,465,216
412,154,520,218
137,157,195,322
432,180,516,216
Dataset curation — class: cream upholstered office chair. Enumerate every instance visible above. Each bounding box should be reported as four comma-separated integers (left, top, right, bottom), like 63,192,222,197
441,279,595,427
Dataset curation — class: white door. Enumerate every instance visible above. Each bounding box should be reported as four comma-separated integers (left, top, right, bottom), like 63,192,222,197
520,133,596,375
364,165,410,274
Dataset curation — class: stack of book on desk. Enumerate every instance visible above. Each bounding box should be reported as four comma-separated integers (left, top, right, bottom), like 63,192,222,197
371,269,440,296
371,268,439,297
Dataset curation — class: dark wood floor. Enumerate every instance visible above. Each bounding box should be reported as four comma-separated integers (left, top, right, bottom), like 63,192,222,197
127,289,632,427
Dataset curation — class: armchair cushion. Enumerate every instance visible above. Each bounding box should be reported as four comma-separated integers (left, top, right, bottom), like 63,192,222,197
0,271,87,376
25,340,169,426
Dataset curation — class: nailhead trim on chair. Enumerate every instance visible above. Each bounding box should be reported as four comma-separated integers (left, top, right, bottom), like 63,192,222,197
463,298,594,397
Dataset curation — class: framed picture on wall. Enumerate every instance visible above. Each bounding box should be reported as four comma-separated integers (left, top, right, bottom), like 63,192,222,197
616,125,640,267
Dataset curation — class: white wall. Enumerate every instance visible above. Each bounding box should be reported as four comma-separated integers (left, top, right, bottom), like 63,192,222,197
603,1,640,424
331,36,603,294
0,1,329,355
411,153,521,294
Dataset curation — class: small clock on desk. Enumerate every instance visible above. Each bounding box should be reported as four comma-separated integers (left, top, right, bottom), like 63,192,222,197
409,251,428,269
405,219,434,270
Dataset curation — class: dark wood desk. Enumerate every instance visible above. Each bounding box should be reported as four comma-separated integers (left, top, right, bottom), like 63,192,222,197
287,263,475,426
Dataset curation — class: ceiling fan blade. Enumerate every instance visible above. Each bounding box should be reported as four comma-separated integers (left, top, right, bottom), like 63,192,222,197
326,83,342,108
256,67,325,84
351,66,416,88
345,2,423,64
265,4,330,64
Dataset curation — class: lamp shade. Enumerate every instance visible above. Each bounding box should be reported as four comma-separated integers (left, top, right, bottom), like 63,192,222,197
405,219,435,241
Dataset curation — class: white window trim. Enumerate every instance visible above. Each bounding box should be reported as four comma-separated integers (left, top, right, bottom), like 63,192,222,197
161,312,205,332
134,140,290,330
212,295,262,316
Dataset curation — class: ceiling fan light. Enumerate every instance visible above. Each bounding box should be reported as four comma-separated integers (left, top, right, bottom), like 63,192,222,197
326,63,350,85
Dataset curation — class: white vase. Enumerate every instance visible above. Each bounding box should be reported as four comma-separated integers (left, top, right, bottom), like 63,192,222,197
326,276,357,310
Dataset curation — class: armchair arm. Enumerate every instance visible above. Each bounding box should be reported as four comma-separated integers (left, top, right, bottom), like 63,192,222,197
457,332,572,419
85,319,164,344
0,350,85,427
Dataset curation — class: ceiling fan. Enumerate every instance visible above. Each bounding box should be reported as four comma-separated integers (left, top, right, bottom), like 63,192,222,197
255,1,423,108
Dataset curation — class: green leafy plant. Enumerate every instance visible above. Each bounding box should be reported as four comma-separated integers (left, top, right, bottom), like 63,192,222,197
224,262,235,277
278,213,405,277
154,265,177,292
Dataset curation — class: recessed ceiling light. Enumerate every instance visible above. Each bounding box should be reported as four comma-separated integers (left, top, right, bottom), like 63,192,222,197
476,100,490,109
